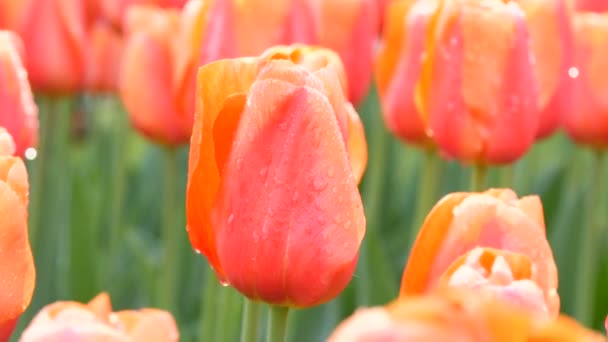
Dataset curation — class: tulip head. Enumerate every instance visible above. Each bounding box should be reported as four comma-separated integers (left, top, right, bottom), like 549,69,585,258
419,0,539,165
84,21,124,93
0,31,38,157
576,0,608,11
0,129,34,341
328,289,605,342
186,46,366,307
401,189,559,317
375,0,436,148
20,293,179,342
564,12,608,148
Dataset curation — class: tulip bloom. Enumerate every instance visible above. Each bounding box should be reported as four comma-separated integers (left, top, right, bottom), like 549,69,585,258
20,293,178,341
84,21,124,93
576,0,608,11
401,189,559,317
418,0,539,164
328,289,605,342
0,31,38,156
0,0,87,93
517,0,573,139
119,5,192,145
202,0,377,104
375,0,436,148
0,129,35,341
186,46,367,307
563,12,608,148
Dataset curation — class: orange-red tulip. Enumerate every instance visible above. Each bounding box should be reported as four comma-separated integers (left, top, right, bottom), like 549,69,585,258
0,129,35,341
119,5,192,145
328,289,605,342
563,12,608,148
375,0,436,148
517,0,573,139
0,0,87,94
401,189,559,317
417,0,539,164
20,293,178,342
0,31,38,157
186,46,367,307
100,0,188,29
84,21,124,93
202,0,377,104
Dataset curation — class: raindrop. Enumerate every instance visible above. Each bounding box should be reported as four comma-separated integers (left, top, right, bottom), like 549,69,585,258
219,280,230,287
313,177,327,191
568,67,579,79
259,167,267,178
25,147,37,160
227,213,235,225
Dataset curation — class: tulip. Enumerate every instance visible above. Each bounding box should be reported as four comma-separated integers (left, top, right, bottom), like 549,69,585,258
0,128,35,341
0,0,87,94
417,0,539,165
119,5,192,145
401,189,559,317
375,0,436,148
186,45,367,307
100,0,188,29
563,12,608,148
328,289,605,342
0,31,38,156
20,293,179,342
202,0,377,104
84,21,124,93
517,0,573,139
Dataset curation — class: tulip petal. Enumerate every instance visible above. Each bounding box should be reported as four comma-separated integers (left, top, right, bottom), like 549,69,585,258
345,104,367,184
186,58,259,278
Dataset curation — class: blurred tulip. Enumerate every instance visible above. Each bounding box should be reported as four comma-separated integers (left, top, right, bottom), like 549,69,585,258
576,0,608,11
0,129,35,341
0,31,38,156
328,289,604,342
100,0,188,29
375,0,436,148
202,0,377,104
401,189,559,317
84,21,124,93
119,5,192,145
563,12,608,148
186,46,366,307
0,0,87,93
20,293,178,342
517,0,573,139
417,0,539,165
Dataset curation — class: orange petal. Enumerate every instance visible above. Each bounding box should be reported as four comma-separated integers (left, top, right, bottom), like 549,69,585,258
114,309,178,342
186,58,259,278
400,192,468,294
346,104,367,184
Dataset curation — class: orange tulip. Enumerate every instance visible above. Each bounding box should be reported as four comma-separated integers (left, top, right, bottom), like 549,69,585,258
119,5,192,145
0,128,35,341
100,0,188,29
375,0,436,148
0,0,87,94
20,293,178,342
563,12,608,148
202,0,377,104
0,31,38,157
84,21,124,93
186,46,367,307
328,289,604,342
417,0,539,164
401,189,559,317
517,0,573,139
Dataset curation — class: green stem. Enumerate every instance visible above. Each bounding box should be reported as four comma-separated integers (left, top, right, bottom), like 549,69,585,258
107,99,129,293
158,147,179,312
267,306,289,342
240,299,261,342
574,151,605,326
499,165,514,189
470,164,488,192
409,149,440,249
201,269,219,341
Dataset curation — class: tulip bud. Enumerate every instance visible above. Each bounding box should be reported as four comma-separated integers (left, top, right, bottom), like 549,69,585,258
186,46,366,307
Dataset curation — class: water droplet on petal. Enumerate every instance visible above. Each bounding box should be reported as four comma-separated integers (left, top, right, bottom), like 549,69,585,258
227,213,235,225
313,176,328,191
25,147,37,160
327,166,335,178
259,167,267,178
568,67,579,79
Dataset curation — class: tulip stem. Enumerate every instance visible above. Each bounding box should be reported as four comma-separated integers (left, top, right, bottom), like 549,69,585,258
200,268,219,341
470,164,488,192
159,147,179,312
240,299,261,342
499,165,514,189
410,149,440,249
574,150,605,326
267,306,289,342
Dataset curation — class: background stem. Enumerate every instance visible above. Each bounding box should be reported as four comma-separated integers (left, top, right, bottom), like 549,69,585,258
267,306,289,342
409,149,440,250
240,299,261,342
470,164,488,192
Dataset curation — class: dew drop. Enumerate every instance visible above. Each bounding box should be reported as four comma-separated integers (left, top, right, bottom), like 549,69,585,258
313,177,328,191
25,147,37,160
219,280,230,287
568,67,579,79
227,213,235,225
259,167,267,178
